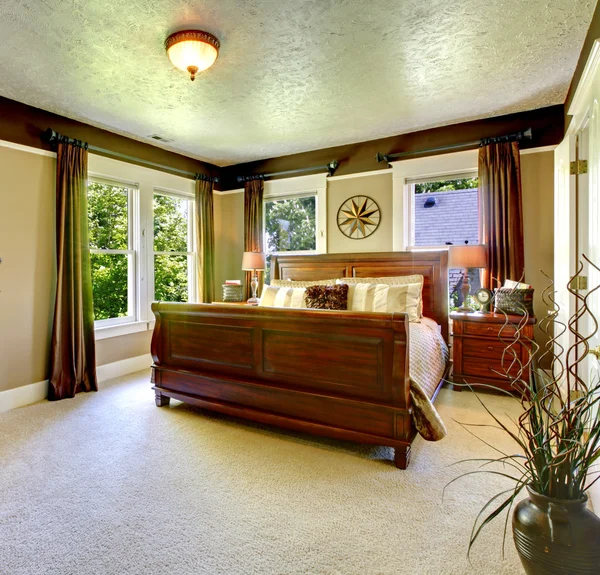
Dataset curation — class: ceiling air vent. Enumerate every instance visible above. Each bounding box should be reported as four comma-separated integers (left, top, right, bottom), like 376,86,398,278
423,196,437,208
148,134,174,143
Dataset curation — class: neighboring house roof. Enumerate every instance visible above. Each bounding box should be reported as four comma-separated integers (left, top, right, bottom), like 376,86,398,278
414,188,479,247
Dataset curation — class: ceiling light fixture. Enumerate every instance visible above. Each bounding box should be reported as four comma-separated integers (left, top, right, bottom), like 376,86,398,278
165,29,220,81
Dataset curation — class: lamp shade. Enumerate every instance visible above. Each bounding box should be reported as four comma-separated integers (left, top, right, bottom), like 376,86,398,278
448,244,487,269
242,251,266,271
165,30,220,81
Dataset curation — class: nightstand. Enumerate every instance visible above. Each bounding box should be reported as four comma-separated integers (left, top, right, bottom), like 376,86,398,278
450,312,536,393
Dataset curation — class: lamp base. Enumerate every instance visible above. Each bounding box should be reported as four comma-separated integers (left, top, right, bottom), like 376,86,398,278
247,297,260,305
456,305,474,313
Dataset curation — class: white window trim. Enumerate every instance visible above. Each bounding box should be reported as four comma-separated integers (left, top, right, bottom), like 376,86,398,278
88,178,138,328
263,172,327,255
390,149,479,251
88,153,195,339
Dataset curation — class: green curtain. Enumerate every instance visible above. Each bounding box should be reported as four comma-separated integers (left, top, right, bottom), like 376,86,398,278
195,177,215,303
244,178,264,300
478,141,525,289
49,141,97,400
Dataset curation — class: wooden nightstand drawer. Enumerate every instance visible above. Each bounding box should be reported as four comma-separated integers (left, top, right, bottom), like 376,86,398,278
463,339,522,360
463,321,517,338
462,358,524,381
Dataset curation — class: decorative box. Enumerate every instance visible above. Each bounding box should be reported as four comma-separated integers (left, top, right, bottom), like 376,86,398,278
222,284,244,302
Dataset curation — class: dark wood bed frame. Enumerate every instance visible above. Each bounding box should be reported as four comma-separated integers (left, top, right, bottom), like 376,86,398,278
151,251,449,469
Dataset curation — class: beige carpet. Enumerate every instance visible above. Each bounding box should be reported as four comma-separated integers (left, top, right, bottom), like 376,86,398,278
0,371,526,575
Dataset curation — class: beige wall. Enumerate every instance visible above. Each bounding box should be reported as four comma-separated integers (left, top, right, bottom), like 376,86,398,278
213,191,245,298
0,144,153,394
521,151,555,361
327,173,393,253
0,146,56,392
96,331,152,366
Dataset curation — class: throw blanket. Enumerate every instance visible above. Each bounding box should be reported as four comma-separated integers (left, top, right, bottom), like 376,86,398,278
408,319,449,441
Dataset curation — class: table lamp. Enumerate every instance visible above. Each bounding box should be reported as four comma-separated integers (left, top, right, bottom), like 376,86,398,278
242,251,266,304
448,244,487,313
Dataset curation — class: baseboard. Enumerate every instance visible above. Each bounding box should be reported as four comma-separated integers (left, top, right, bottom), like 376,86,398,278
0,354,152,413
0,380,49,414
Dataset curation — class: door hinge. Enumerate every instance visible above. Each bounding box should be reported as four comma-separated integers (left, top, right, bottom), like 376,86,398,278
569,276,588,291
570,160,588,175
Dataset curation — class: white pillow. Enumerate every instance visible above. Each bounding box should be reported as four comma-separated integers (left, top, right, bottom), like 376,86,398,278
338,275,424,317
259,286,307,308
345,282,422,322
271,278,338,288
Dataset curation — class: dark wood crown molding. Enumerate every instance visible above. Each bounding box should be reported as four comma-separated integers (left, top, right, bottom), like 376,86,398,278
219,105,564,190
0,96,219,183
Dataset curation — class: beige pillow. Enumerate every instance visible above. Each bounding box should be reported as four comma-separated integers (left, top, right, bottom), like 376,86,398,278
259,286,307,308
338,275,424,316
345,282,422,322
271,278,338,288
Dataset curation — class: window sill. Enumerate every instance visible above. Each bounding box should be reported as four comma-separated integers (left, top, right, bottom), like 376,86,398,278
94,320,152,341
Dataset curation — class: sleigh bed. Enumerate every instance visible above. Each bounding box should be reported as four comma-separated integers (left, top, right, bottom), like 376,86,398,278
150,251,449,469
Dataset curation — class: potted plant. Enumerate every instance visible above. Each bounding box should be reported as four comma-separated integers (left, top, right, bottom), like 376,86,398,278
447,261,600,574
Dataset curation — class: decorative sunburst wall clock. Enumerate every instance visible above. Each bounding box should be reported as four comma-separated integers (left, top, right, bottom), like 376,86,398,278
336,196,381,239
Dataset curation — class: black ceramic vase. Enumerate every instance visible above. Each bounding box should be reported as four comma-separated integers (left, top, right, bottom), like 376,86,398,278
512,486,600,574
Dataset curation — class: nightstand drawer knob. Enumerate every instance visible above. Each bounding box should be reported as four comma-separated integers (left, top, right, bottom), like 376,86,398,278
486,327,493,331
487,346,494,351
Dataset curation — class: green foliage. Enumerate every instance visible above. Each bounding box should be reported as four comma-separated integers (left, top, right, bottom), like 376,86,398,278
264,196,316,284
154,255,188,303
415,177,478,194
265,197,316,253
88,182,129,320
88,182,128,250
154,194,188,252
153,194,190,303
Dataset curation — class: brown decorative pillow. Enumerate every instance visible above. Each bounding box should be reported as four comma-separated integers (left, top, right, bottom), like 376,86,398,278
304,284,349,310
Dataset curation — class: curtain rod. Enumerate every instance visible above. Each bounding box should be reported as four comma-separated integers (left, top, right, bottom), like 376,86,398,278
375,128,533,164
236,160,339,183
42,128,219,183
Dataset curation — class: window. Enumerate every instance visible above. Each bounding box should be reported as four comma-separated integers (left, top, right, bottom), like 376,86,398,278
409,174,481,310
409,175,479,249
153,192,195,303
88,180,136,325
263,194,317,283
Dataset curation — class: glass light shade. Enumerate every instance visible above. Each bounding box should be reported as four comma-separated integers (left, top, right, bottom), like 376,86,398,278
165,30,219,81
448,244,487,269
242,251,266,271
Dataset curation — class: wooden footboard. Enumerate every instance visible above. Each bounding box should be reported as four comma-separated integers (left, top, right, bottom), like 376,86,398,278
151,303,416,468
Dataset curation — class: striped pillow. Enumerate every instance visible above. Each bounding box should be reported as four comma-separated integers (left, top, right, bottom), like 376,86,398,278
338,275,424,317
259,286,307,308
346,283,422,322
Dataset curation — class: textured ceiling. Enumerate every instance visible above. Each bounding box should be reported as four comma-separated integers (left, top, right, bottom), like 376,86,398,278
0,0,595,166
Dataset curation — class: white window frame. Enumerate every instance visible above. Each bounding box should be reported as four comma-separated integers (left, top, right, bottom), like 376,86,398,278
390,149,479,251
151,188,197,304
406,169,479,250
262,173,327,265
88,176,138,329
88,154,196,340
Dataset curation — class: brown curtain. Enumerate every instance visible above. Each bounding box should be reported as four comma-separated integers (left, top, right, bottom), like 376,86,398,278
478,141,525,290
244,178,264,300
195,178,215,303
49,141,97,400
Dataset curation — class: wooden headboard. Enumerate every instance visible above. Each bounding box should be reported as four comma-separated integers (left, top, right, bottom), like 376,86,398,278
271,251,449,341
